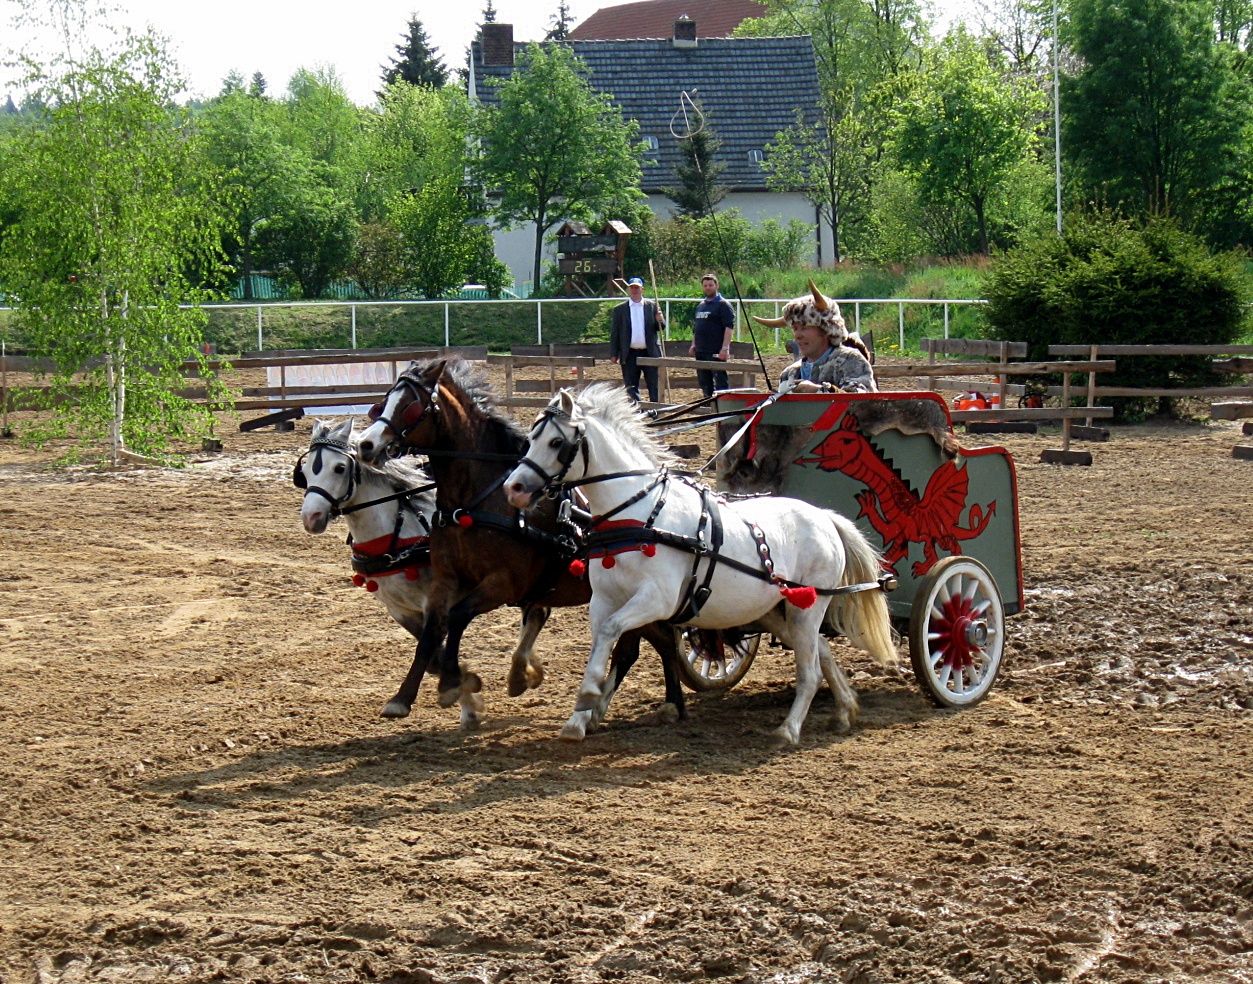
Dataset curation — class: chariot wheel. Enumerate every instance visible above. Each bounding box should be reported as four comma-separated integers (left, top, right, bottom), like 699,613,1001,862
909,557,1004,709
673,627,760,692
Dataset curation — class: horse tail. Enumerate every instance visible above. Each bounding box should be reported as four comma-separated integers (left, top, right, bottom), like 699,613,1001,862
824,510,899,668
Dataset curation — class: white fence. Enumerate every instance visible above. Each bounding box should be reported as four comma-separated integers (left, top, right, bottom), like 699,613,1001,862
2,296,989,352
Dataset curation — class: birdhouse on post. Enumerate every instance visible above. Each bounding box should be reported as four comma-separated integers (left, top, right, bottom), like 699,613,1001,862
557,220,632,296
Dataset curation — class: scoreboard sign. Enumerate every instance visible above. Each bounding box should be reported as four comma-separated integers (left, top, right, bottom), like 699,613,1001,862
558,257,618,275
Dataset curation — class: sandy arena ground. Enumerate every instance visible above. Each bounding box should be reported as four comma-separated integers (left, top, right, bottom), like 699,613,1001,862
1,361,1251,984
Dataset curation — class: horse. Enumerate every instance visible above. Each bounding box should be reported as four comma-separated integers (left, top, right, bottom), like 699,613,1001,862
504,384,899,745
295,418,547,730
354,359,688,737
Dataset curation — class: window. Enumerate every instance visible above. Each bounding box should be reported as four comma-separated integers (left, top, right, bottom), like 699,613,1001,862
642,135,659,153
747,149,764,163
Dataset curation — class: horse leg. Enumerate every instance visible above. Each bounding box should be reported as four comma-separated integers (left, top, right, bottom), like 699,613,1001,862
766,612,826,745
574,592,670,713
642,622,687,722
435,592,487,709
507,606,550,697
561,631,639,741
382,613,445,718
818,647,860,734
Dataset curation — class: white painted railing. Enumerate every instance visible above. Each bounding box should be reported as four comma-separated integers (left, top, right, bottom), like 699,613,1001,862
1,296,989,352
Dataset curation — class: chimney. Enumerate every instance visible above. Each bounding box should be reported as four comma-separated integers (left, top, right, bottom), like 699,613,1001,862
481,23,515,67
673,16,697,48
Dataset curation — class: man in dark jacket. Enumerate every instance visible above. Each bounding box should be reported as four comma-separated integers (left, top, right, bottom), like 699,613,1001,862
688,273,735,397
610,277,666,403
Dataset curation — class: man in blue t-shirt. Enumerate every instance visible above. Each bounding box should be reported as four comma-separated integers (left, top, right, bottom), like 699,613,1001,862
688,273,736,398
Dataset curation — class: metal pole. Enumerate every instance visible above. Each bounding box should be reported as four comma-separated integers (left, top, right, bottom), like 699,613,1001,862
444,303,450,347
1054,0,1063,235
944,302,950,339
351,305,357,348
855,302,861,336
735,300,741,342
256,306,263,351
537,299,543,344
665,301,670,341
898,302,905,350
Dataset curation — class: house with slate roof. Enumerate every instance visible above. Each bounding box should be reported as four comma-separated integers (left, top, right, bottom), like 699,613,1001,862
468,20,829,289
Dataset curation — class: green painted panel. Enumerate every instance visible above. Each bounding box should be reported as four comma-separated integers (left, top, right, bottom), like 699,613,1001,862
715,394,1023,620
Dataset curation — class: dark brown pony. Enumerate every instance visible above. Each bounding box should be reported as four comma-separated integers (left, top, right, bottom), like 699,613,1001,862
356,358,685,730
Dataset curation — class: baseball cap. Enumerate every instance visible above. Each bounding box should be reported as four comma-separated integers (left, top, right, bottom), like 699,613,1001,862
626,277,644,287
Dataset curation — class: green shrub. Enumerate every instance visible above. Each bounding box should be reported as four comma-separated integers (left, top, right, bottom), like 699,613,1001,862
983,212,1250,417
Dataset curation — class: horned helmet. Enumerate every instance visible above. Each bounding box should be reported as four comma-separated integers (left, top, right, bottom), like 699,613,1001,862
753,278,847,342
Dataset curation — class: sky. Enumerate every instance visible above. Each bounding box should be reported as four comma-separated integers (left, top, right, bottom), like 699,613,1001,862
3,0,976,109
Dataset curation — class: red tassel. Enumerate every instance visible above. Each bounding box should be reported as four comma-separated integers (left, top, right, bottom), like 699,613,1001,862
404,568,419,580
780,585,818,609
365,580,379,593
457,514,474,528
568,559,587,578
352,573,366,587
640,543,656,557
602,555,616,569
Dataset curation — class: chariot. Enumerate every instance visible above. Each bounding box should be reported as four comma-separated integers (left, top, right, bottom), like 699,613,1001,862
673,390,1023,709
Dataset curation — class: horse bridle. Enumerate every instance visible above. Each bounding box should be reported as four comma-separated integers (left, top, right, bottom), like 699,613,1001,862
293,435,362,514
368,371,441,451
515,406,589,489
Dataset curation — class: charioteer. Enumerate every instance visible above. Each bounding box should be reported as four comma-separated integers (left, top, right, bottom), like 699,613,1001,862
754,279,876,395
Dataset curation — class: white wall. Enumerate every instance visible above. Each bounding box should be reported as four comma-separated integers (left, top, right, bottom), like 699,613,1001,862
491,191,834,291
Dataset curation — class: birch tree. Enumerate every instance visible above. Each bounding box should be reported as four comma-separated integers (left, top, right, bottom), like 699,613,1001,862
0,0,227,464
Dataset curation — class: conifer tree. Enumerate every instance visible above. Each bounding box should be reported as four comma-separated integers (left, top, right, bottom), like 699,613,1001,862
667,109,728,218
380,16,448,96
546,1,574,41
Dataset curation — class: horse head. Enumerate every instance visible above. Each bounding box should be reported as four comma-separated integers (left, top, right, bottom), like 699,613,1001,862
358,360,446,464
295,418,360,533
506,389,586,509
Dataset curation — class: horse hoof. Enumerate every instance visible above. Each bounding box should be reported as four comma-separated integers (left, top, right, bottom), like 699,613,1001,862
828,712,852,734
559,720,588,742
574,689,601,713
381,700,411,719
526,664,545,689
656,702,680,726
507,676,527,698
463,671,483,694
437,687,460,708
460,714,481,732
773,724,801,746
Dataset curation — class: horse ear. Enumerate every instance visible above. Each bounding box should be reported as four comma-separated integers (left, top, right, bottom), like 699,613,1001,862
558,388,577,415
312,418,328,439
421,359,447,384
330,418,353,442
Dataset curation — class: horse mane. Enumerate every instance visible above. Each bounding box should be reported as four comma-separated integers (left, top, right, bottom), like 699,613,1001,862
414,357,528,452
360,447,434,495
575,383,679,468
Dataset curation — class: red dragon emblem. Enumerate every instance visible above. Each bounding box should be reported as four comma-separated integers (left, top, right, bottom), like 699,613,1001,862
798,415,995,577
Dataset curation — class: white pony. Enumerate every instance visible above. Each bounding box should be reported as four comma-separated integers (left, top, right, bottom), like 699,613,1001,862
296,418,548,730
504,386,898,744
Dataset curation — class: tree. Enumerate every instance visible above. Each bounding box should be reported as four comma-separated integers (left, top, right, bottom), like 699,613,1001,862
473,44,643,290
546,1,574,41
0,3,227,464
380,16,448,95
254,166,357,299
249,71,267,98
892,30,1043,254
1064,0,1252,241
666,105,727,218
766,104,874,263
199,85,292,299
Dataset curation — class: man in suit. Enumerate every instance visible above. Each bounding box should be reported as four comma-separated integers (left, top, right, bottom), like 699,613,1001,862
610,276,666,403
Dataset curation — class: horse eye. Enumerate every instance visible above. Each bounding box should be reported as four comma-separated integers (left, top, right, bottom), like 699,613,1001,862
368,403,383,421
549,437,563,449
334,463,346,473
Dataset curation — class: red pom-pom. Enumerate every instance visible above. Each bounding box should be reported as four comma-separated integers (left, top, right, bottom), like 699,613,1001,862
404,568,419,580
352,573,366,587
640,543,656,557
568,559,587,578
365,580,379,593
780,585,818,609
457,514,474,528
602,555,616,569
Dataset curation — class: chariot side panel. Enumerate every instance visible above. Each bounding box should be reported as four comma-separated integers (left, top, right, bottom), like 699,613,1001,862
715,393,1023,621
